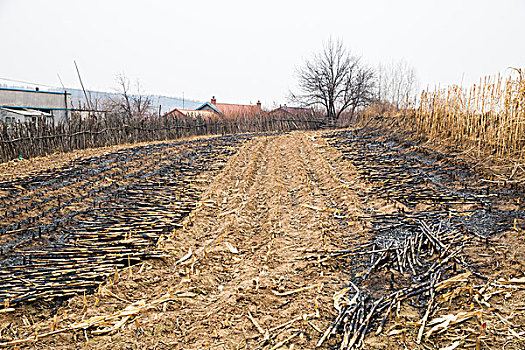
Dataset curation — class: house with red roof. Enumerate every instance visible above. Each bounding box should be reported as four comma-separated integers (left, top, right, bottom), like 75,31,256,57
195,96,265,118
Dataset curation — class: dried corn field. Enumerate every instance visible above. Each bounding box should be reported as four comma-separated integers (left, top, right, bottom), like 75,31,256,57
405,69,525,162
0,129,523,349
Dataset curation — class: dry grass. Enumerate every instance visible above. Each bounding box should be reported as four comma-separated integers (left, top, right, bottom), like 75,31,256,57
409,69,525,160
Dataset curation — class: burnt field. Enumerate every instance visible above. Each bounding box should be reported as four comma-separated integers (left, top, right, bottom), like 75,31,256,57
0,134,259,306
0,129,523,349
317,128,525,349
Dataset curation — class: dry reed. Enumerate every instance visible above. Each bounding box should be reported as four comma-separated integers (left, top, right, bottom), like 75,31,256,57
406,68,525,161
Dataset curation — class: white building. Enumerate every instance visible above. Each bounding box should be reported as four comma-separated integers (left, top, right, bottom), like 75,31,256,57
0,87,72,124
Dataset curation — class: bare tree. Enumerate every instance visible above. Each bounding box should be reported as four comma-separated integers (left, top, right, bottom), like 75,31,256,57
377,59,419,109
293,39,375,125
131,79,153,118
109,74,153,120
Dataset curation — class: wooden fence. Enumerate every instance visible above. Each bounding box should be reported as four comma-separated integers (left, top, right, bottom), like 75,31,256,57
0,112,324,162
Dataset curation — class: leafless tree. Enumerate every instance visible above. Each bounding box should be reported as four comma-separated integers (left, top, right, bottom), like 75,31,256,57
108,74,153,120
293,39,375,125
377,59,419,109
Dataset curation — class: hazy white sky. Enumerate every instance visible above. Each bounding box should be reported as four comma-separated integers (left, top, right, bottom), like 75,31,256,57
1,0,523,107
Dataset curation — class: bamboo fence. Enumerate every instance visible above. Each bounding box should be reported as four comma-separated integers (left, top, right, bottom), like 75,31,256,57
0,112,323,162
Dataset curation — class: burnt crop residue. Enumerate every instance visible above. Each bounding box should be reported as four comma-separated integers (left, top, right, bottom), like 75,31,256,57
315,128,522,348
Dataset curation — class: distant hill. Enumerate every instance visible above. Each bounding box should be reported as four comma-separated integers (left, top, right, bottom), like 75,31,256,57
0,82,202,115
67,88,203,115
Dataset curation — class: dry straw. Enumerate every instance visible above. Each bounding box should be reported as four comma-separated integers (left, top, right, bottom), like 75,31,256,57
407,68,525,161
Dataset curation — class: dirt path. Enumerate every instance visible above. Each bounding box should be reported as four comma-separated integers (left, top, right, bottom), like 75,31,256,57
161,132,365,349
